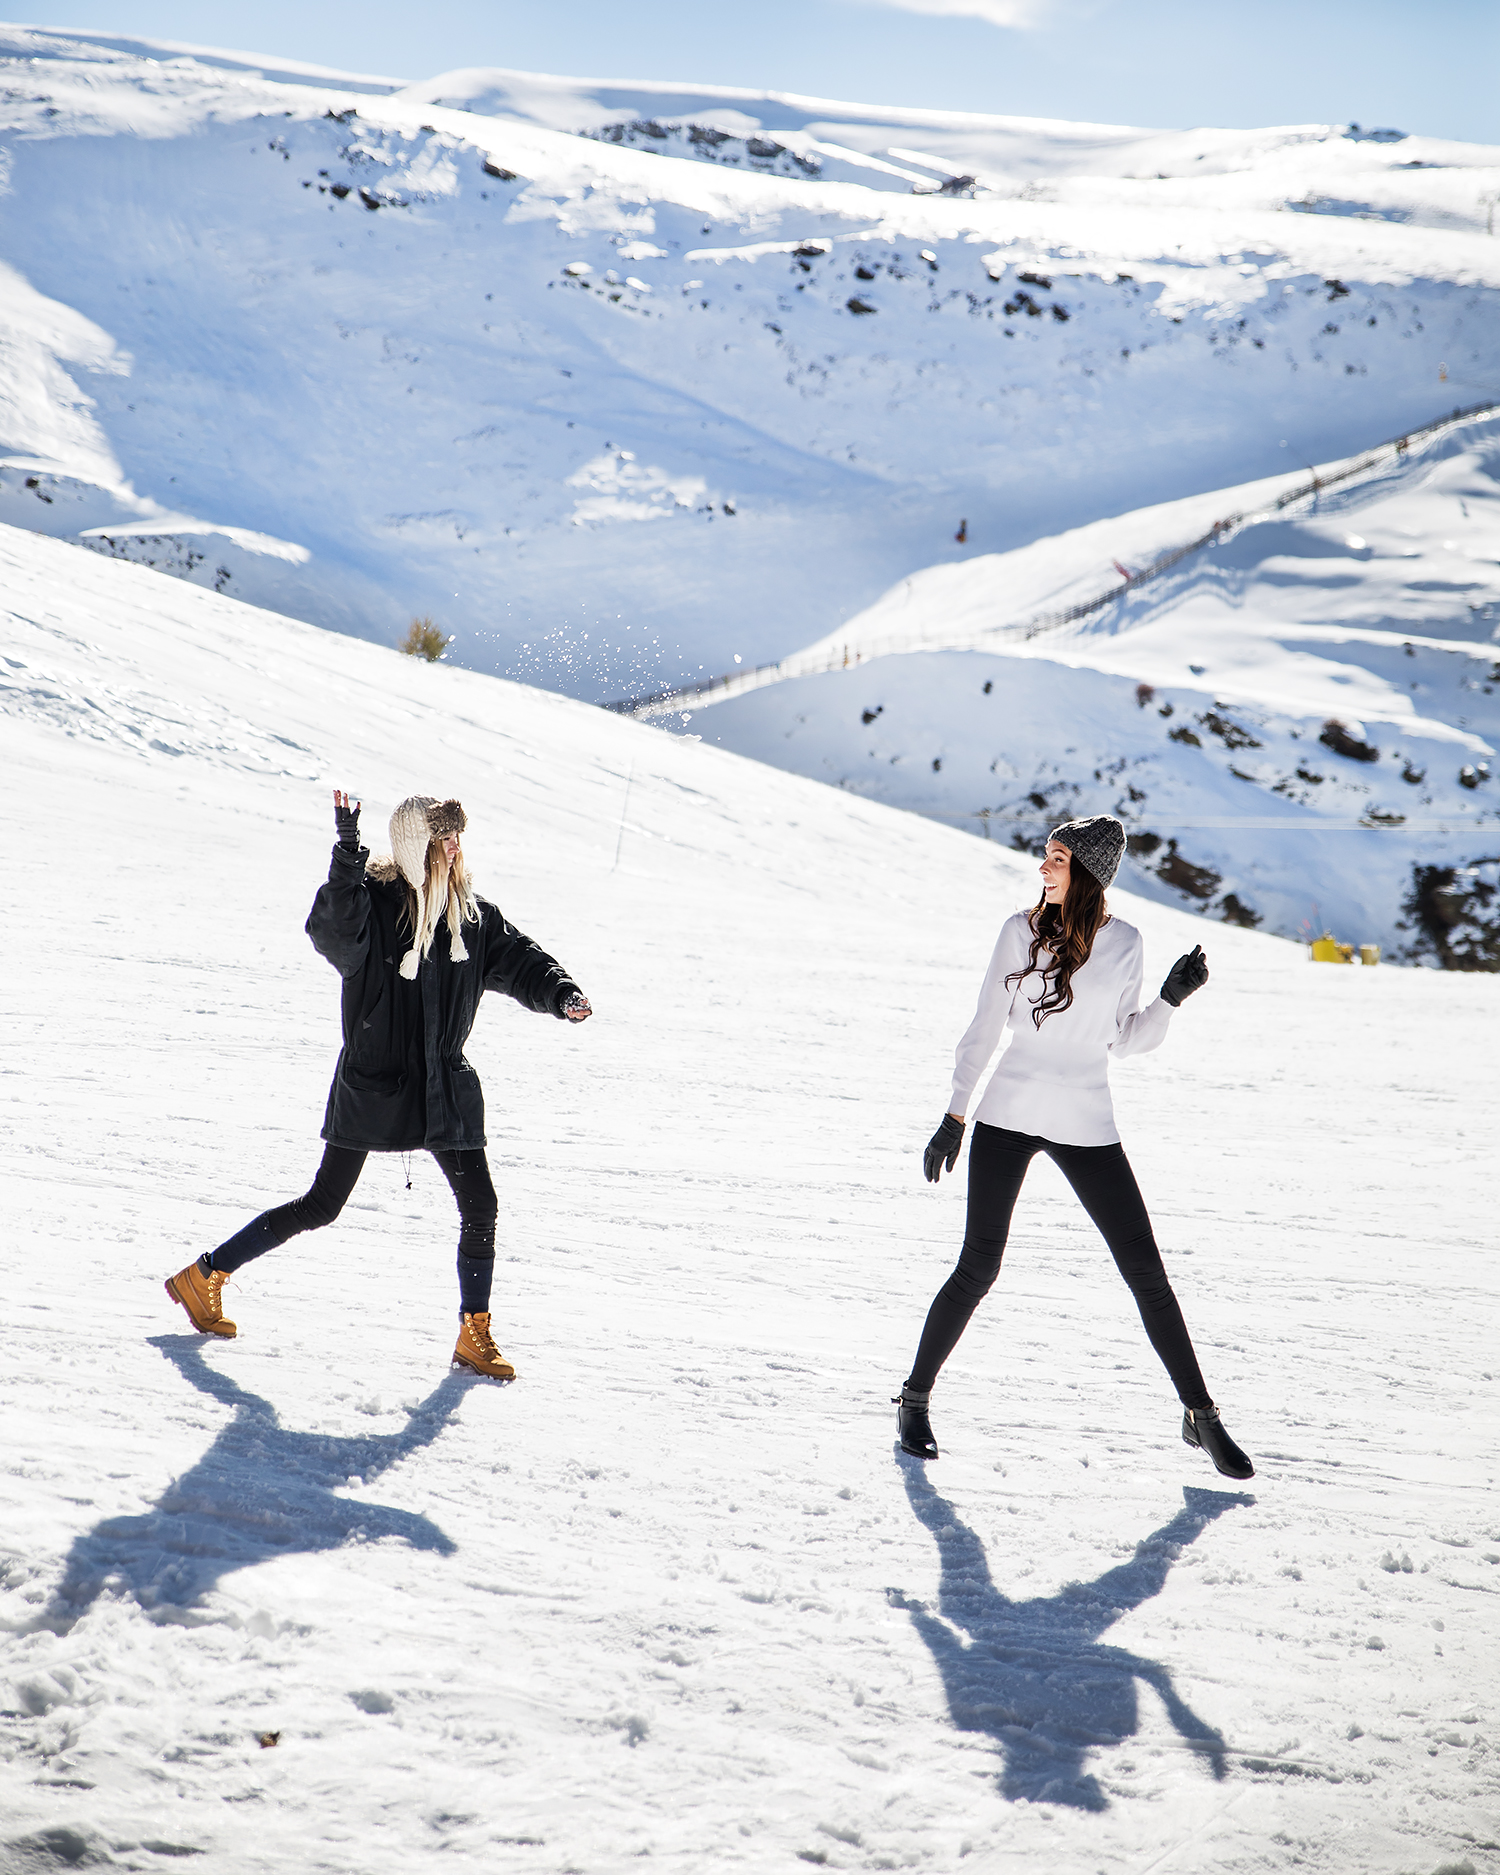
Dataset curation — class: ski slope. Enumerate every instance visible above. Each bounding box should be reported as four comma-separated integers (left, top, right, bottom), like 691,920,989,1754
2,25,1500,700
667,408,1500,956
2,528,1497,1874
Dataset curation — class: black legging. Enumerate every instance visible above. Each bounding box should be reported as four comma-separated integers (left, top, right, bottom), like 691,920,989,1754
906,1122,1212,1410
206,1145,499,1313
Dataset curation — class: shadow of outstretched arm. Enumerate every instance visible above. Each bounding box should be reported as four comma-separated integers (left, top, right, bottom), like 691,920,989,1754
149,1332,268,1413
32,1340,478,1633
148,1333,475,1485
1130,1653,1232,1780
899,1463,1002,1617
1077,1485,1256,1635
893,1461,1251,1808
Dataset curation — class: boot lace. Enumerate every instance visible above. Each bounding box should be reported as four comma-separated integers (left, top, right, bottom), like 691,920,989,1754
206,1269,227,1316
466,1313,501,1363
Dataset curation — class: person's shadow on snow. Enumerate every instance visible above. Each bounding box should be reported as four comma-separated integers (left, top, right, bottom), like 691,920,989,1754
40,1335,474,1633
891,1462,1252,1810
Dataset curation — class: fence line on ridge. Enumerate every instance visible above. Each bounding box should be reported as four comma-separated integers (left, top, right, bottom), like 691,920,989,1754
604,399,1499,720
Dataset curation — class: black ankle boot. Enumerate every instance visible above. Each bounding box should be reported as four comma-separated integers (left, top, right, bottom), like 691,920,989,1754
1182,1404,1254,1479
894,1387,938,1460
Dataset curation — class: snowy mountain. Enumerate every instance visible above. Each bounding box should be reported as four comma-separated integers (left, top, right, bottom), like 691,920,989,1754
3,24,1500,707
3,524,1498,1874
658,408,1500,959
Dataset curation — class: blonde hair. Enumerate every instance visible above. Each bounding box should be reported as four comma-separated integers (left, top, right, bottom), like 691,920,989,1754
403,837,480,965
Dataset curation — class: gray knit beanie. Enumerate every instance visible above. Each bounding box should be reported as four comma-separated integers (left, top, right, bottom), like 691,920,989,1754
1048,814,1125,889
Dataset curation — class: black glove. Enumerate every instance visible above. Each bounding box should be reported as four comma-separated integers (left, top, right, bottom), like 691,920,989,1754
1161,944,1209,1007
334,797,362,850
923,1114,965,1184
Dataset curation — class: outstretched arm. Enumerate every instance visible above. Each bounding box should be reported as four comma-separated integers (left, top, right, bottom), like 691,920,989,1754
481,908,585,1018
305,789,372,980
1113,945,1208,1056
1111,930,1172,1058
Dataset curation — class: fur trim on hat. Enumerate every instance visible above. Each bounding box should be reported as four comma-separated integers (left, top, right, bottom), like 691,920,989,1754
427,798,467,838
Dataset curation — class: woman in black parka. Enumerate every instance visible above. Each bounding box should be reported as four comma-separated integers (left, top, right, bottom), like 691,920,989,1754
166,790,591,1379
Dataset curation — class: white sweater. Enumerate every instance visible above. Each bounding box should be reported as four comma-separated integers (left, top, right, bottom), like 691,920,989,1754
949,912,1173,1147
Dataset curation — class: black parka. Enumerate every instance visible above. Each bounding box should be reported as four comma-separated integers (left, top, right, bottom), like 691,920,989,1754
306,844,580,1153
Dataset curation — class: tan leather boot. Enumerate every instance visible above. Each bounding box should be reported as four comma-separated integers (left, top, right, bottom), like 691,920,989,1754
165,1260,237,1338
452,1312,514,1380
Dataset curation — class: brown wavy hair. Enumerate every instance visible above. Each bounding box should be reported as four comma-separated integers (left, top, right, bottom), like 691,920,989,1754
1005,860,1110,1027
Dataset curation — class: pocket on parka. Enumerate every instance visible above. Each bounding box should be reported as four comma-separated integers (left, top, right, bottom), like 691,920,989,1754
339,1060,407,1097
449,1058,485,1135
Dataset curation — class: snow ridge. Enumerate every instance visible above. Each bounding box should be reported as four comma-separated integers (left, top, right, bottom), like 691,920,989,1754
666,408,1500,957
2,26,1500,702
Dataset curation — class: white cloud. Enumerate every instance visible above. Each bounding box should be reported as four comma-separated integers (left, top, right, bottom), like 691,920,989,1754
860,0,1053,27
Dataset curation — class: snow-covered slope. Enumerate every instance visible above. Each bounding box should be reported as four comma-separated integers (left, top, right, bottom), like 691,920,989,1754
2,26,1499,701
3,525,1498,1874
670,408,1500,958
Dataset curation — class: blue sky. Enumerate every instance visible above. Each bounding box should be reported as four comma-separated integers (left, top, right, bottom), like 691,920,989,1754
16,0,1499,144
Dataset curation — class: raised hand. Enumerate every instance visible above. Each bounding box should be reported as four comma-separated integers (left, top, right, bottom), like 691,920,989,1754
333,789,362,850
923,1113,965,1183
1161,944,1209,1007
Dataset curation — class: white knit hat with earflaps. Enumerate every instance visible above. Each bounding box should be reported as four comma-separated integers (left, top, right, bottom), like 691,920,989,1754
389,795,471,978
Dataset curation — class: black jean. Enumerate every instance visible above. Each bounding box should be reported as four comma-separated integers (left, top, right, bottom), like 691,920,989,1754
905,1122,1211,1410
207,1144,499,1313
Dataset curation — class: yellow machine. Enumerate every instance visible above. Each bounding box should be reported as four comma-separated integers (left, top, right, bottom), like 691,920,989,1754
1309,935,1380,965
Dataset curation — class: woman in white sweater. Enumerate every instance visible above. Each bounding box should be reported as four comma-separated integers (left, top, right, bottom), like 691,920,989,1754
895,814,1254,1480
